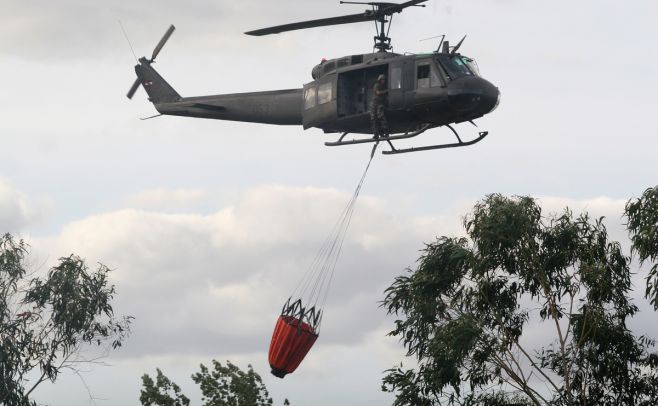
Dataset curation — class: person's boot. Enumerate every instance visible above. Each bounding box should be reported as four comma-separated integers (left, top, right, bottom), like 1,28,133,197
372,123,380,139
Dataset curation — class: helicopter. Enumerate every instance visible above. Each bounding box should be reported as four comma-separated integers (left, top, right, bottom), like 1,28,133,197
126,0,500,154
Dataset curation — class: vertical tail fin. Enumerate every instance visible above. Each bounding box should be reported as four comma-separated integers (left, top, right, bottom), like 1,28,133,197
134,59,181,103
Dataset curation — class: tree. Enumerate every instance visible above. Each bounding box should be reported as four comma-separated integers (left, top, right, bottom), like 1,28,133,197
141,360,290,406
0,234,133,405
382,194,658,405
626,186,658,308
140,368,190,406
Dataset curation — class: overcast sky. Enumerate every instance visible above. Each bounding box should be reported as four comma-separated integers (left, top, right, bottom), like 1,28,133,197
2,0,658,405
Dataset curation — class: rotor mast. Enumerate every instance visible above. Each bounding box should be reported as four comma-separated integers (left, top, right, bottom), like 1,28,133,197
339,1,428,52
339,1,392,52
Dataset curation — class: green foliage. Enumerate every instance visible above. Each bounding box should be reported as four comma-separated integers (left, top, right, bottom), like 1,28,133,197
142,360,290,406
192,360,274,406
0,234,133,405
626,186,658,308
141,368,191,406
382,194,658,405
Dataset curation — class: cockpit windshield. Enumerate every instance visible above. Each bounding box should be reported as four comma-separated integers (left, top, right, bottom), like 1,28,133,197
462,57,480,76
435,55,478,80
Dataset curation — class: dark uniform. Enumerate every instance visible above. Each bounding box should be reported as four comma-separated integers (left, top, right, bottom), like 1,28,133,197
370,74,389,138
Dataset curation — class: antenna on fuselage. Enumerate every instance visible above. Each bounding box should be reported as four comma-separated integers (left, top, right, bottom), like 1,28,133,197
419,34,445,53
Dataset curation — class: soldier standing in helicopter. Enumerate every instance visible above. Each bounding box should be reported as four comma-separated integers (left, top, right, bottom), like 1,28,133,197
371,74,389,139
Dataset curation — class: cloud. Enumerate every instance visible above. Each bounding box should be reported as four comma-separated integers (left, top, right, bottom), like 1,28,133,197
125,188,209,211
0,0,365,60
536,195,627,218
36,188,638,359
0,178,47,233
0,0,227,60
40,184,452,359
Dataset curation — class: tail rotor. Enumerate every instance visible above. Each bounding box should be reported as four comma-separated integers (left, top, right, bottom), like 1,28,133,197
126,24,176,100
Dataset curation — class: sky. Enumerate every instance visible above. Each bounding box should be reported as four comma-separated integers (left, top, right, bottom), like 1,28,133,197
1,0,657,404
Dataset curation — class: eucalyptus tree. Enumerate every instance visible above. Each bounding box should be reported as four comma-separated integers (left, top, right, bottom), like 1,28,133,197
141,360,290,406
382,194,658,405
140,368,191,406
0,234,133,405
626,186,658,308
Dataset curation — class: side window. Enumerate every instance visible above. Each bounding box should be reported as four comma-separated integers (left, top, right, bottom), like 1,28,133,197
304,87,317,109
390,67,402,89
430,63,442,87
417,64,430,89
317,82,332,104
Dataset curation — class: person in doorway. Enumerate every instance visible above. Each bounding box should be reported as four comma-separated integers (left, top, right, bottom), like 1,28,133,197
370,74,389,139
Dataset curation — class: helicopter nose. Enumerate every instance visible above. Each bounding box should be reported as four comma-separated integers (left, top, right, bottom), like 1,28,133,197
448,76,500,117
480,78,500,115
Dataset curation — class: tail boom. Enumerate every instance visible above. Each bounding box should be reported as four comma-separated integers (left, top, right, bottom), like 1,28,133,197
154,89,303,125
127,24,302,126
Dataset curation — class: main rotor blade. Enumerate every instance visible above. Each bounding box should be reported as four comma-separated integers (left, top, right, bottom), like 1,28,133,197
126,77,141,99
245,1,427,36
245,11,376,36
381,0,427,15
151,24,175,61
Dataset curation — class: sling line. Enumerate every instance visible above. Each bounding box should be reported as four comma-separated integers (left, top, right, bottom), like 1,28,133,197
290,142,379,331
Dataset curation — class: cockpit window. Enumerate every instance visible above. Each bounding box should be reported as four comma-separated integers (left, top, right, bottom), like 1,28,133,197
463,57,480,76
436,55,474,80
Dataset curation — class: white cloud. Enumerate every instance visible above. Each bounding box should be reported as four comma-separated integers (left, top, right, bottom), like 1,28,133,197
0,178,48,233
39,185,451,359
0,0,364,61
126,188,209,210
38,189,639,359
536,195,627,219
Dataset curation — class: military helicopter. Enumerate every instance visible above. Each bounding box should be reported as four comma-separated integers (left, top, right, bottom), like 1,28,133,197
126,0,500,154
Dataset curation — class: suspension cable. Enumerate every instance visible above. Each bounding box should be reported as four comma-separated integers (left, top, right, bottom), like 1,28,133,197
293,143,379,320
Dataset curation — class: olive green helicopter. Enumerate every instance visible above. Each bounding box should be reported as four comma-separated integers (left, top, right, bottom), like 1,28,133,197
127,0,500,154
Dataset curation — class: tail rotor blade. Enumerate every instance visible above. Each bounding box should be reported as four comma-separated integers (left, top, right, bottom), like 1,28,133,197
151,24,175,61
127,77,141,99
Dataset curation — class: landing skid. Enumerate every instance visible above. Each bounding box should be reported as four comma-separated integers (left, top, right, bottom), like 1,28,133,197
324,124,433,147
324,123,488,155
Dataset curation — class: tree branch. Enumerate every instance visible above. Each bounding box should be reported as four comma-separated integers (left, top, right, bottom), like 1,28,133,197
536,268,573,401
474,284,561,395
490,353,547,405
